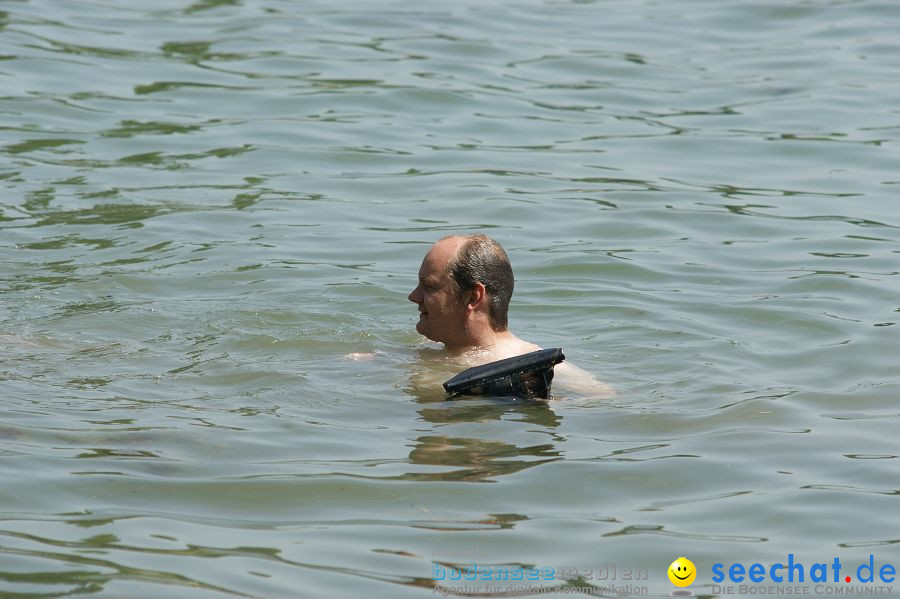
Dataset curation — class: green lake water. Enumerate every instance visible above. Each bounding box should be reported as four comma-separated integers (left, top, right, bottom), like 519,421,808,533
1,1,898,597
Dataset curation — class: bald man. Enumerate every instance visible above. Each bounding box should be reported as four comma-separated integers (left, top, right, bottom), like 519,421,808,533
408,234,614,397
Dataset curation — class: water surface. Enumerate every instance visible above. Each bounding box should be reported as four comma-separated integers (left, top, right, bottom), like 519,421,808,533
2,0,899,597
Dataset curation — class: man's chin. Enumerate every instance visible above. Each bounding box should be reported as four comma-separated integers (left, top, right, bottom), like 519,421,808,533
415,322,440,343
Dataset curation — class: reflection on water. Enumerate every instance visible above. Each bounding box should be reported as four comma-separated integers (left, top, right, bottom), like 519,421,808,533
408,433,560,483
399,348,564,483
2,0,900,596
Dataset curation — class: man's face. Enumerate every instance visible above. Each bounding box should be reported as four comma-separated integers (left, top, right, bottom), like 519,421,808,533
408,239,466,346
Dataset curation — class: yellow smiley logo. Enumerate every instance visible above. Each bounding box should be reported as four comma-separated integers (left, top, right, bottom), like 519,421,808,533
668,557,697,587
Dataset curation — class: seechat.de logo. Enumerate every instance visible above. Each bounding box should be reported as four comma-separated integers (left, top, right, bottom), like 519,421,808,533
668,557,697,587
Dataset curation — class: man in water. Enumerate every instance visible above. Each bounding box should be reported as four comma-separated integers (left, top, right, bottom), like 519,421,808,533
408,234,614,397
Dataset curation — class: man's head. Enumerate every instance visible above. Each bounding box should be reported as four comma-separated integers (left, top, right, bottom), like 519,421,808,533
408,234,514,347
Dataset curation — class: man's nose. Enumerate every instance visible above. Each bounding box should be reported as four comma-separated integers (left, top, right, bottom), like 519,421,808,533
408,286,423,304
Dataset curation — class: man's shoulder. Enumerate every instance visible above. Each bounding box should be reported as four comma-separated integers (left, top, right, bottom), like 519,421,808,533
495,337,541,359
553,362,616,398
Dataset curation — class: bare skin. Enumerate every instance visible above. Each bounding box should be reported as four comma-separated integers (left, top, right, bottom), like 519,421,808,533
408,236,518,357
408,236,614,398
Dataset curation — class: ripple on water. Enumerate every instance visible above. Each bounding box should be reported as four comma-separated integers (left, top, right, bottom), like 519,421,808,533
2,0,900,596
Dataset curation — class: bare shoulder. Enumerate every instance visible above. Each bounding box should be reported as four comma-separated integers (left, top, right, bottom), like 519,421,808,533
478,335,541,362
553,361,615,398
502,336,541,357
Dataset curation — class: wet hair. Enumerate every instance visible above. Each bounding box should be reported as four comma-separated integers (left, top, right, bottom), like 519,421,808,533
445,234,514,331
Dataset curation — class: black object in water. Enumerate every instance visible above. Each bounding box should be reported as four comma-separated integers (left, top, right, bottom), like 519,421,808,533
443,348,565,400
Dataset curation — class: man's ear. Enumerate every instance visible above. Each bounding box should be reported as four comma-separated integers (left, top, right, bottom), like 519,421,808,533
465,282,486,312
